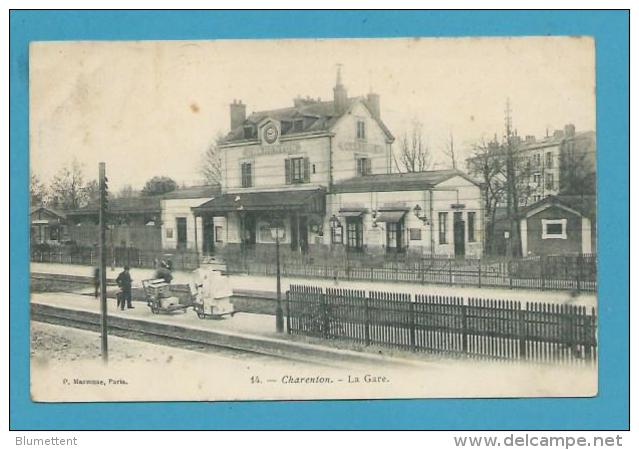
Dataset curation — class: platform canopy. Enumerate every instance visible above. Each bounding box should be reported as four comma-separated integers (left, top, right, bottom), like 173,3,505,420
192,188,326,216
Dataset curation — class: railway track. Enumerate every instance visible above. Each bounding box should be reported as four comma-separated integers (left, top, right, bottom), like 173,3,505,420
30,302,372,368
32,308,284,363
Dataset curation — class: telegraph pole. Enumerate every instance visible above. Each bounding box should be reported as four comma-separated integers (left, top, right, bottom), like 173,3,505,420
99,162,109,363
504,99,518,258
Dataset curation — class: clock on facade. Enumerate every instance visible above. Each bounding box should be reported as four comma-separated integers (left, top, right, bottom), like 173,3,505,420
263,124,279,144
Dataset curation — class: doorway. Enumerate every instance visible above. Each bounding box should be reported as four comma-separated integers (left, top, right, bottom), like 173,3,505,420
242,214,257,247
346,216,364,252
453,212,465,257
176,217,187,250
290,214,309,253
202,216,215,255
386,219,405,254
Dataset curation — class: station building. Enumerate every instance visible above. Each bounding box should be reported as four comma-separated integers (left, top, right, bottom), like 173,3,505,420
193,69,485,258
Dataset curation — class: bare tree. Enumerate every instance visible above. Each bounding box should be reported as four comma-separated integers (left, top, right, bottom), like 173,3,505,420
200,133,225,185
30,173,47,206
467,137,505,255
468,101,556,257
559,134,596,196
83,179,100,205
47,158,90,209
443,132,457,170
396,120,432,173
502,99,533,257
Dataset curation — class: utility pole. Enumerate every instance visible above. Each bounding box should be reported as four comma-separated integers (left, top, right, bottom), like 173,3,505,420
448,131,457,169
99,162,109,363
504,98,520,258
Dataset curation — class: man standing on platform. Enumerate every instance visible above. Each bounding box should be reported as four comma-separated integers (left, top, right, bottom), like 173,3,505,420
93,266,100,299
116,266,134,310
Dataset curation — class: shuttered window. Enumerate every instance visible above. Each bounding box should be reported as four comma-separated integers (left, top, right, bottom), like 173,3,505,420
285,157,310,184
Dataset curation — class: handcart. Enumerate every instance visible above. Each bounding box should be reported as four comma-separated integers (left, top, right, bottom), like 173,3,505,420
142,278,191,315
190,268,235,320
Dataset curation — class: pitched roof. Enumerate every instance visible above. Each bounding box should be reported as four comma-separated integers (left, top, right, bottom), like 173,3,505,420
66,196,162,216
162,184,220,200
30,205,66,219
222,97,394,144
193,188,325,213
517,130,595,151
332,169,480,193
519,195,592,218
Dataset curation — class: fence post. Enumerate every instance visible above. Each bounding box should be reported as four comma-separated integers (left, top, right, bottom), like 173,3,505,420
585,307,596,364
518,303,527,360
409,301,416,352
449,259,453,286
540,256,545,291
478,258,482,288
285,291,291,334
364,295,371,346
321,290,330,339
577,255,582,293
420,259,425,285
461,300,468,354
509,260,513,289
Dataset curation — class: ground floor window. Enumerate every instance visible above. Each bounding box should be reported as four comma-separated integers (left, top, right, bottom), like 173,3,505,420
346,217,363,251
438,212,448,244
467,212,476,242
541,218,567,239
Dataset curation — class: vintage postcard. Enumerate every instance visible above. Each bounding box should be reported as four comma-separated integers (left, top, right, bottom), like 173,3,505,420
29,36,597,402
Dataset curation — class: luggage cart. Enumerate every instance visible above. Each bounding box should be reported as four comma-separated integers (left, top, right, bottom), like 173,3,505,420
191,268,235,319
142,279,190,314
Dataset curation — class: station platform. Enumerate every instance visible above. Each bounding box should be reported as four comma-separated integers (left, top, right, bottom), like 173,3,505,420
31,262,597,307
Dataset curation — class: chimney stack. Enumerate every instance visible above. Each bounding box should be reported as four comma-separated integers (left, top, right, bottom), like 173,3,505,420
366,92,380,119
564,123,576,138
230,99,246,131
333,65,348,114
525,135,536,144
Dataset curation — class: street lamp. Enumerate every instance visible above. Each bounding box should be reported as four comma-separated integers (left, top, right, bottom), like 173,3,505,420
270,217,285,333
413,204,430,224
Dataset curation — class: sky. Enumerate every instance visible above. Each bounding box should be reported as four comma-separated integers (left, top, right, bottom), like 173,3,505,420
30,37,595,191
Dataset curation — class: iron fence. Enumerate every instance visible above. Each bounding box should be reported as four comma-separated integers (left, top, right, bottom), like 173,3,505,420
31,246,200,271
226,254,597,292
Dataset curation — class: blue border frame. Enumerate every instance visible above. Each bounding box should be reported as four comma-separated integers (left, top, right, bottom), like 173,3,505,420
10,10,629,430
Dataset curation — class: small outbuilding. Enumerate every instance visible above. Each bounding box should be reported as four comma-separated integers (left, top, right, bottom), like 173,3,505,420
519,195,594,256
30,205,67,244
